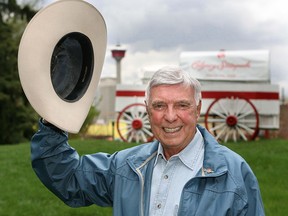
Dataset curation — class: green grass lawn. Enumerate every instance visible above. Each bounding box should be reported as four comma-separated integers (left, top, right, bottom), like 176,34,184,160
0,138,287,215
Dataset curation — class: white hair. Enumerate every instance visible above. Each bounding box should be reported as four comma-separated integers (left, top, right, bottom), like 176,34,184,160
145,66,202,105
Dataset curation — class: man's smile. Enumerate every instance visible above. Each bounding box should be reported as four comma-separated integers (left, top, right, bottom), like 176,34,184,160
163,126,182,133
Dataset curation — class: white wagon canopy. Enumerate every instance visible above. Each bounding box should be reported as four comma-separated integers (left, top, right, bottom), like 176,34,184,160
180,50,270,82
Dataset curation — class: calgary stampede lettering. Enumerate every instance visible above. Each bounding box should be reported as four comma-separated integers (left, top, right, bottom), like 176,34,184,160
191,51,251,71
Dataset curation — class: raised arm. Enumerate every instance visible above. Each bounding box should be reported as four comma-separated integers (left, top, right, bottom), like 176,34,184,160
31,119,114,207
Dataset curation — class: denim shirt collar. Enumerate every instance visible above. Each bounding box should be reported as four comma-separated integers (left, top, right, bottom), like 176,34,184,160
154,128,204,171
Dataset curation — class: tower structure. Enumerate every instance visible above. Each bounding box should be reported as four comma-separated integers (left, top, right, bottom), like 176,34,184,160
111,44,126,84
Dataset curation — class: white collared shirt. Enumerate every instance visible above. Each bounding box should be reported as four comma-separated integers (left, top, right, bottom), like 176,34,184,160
149,128,204,216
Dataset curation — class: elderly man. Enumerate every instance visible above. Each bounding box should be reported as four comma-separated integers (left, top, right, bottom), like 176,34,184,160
31,66,265,216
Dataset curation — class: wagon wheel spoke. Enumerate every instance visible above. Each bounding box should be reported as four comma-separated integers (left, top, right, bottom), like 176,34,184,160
218,99,230,116
230,97,238,116
235,98,246,116
138,110,146,119
142,115,150,124
224,129,230,143
135,131,140,143
127,131,135,143
237,110,255,119
237,123,255,134
215,125,227,140
207,118,226,123
210,122,226,132
238,119,257,123
139,130,148,143
142,127,154,137
210,109,227,119
118,119,132,125
236,126,248,141
123,127,133,137
123,112,134,122
131,108,140,119
232,129,237,142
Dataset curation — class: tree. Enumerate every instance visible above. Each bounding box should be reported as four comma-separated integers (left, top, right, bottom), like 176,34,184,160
0,0,37,144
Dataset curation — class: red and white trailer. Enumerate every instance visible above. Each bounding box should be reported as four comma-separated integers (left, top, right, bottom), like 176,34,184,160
115,50,280,143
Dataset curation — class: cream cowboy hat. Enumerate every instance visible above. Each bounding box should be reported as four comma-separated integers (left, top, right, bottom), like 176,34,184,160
18,0,107,133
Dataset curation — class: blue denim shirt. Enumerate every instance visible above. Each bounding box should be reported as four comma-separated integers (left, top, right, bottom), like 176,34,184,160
149,128,204,215
31,122,265,216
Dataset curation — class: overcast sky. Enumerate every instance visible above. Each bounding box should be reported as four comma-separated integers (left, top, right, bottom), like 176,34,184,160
42,0,288,99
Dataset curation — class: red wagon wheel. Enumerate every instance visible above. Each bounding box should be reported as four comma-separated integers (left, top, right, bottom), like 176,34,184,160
204,96,259,142
116,103,154,143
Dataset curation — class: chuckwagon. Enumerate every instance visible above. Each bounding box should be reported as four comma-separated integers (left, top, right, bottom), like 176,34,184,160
114,50,280,143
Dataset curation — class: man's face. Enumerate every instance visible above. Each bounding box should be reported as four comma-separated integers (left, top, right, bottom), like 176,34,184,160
146,83,201,158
